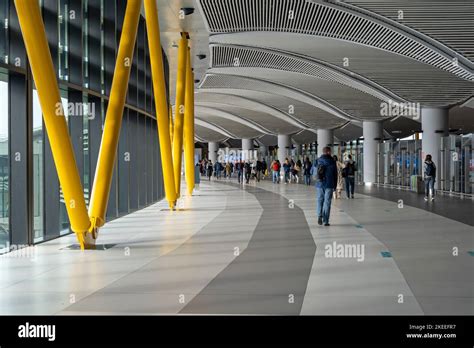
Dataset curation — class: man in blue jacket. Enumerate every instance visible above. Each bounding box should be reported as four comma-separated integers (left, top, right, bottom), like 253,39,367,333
315,146,338,226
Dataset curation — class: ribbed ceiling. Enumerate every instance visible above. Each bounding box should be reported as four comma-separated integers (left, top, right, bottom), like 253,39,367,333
182,0,473,142
211,33,474,107
210,44,401,101
342,0,474,63
198,0,473,81
207,68,387,120
196,91,346,130
199,73,358,122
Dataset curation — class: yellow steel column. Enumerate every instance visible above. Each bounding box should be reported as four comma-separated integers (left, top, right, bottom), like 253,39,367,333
172,33,188,198
14,0,91,247
169,107,174,141
183,48,195,195
88,0,142,236
144,0,177,208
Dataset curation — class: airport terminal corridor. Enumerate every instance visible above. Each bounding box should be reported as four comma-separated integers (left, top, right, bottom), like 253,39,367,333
1,179,472,316
0,0,473,344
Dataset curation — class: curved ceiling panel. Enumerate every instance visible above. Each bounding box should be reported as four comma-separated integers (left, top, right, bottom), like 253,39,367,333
196,93,309,130
292,130,318,144
195,119,237,138
197,0,473,80
196,113,264,139
211,44,403,102
195,105,271,135
211,33,474,107
202,103,302,135
334,122,363,142
258,134,278,146
200,73,358,122
341,0,474,63
197,89,348,130
195,123,229,142
208,67,385,120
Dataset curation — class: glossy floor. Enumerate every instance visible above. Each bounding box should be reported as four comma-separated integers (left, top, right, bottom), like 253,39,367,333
0,178,472,315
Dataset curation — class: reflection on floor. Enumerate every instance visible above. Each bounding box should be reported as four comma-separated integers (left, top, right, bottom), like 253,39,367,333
0,178,472,315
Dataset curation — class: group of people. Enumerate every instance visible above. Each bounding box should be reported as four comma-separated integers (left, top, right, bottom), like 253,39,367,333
314,148,438,226
269,154,357,199
198,148,438,228
198,158,268,184
270,159,304,184
313,147,358,227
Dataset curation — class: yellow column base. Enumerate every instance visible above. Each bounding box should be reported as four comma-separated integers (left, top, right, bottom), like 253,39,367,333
76,231,97,250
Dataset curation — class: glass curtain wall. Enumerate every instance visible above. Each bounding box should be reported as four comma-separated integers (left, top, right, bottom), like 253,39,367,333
32,89,44,242
0,70,8,252
439,134,473,196
376,136,473,196
0,0,166,253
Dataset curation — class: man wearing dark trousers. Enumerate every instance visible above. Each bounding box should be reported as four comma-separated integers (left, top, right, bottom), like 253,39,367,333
315,147,338,226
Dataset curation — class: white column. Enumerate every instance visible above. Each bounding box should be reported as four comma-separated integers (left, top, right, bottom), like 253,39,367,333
421,108,448,185
208,142,218,163
241,138,254,160
277,134,291,162
363,121,383,184
258,144,268,160
317,129,334,156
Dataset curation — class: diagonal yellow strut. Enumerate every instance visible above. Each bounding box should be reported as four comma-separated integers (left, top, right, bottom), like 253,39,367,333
169,107,174,142
144,0,177,208
184,48,195,196
14,0,91,246
172,33,189,198
87,0,142,245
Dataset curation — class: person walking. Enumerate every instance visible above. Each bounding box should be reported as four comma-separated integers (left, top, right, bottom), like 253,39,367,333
256,160,262,182
333,155,344,199
283,158,291,184
343,154,357,199
262,159,268,180
244,161,252,184
225,162,231,179
316,147,338,226
271,160,279,183
303,157,312,186
423,154,437,201
292,159,301,183
237,160,243,184
207,160,213,181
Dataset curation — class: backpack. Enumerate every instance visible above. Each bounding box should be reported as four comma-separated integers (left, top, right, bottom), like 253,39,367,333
425,162,436,177
317,164,325,182
346,162,355,176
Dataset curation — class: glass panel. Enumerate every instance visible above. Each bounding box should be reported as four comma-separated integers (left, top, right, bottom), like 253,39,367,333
32,89,44,242
100,0,105,93
83,0,89,88
0,71,8,253
0,0,8,64
58,0,69,80
467,134,474,194
83,94,89,205
59,90,70,235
